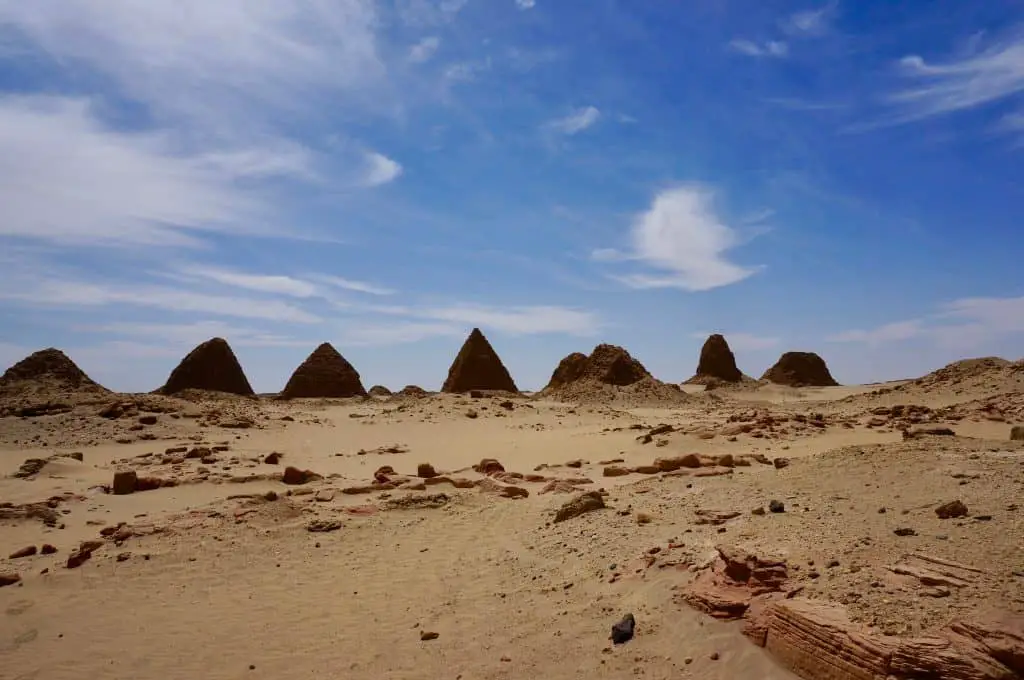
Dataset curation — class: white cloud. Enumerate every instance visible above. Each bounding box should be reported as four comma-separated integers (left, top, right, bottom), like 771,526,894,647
179,266,320,298
516,0,537,9
828,296,1024,349
343,321,464,346
601,184,762,291
0,96,277,248
82,321,311,348
312,275,396,296
781,3,836,37
0,0,384,129
891,33,1024,122
0,277,321,324
729,39,789,58
409,36,441,63
443,60,491,83
547,106,601,135
363,151,404,186
360,302,601,336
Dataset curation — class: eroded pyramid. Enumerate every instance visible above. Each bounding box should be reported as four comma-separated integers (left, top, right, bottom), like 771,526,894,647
761,351,838,387
0,348,109,397
280,343,366,399
158,337,254,396
441,328,518,393
687,334,742,383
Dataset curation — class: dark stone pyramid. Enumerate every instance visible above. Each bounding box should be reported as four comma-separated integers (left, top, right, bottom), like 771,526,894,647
158,337,255,396
441,328,518,393
280,343,366,399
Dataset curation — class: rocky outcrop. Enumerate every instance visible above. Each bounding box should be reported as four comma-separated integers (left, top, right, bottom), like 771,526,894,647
681,545,789,620
280,343,366,399
687,334,743,383
158,337,254,396
761,352,839,387
441,328,518,393
553,491,605,523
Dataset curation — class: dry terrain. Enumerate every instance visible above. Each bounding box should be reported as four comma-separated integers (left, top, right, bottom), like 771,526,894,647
2,354,1023,679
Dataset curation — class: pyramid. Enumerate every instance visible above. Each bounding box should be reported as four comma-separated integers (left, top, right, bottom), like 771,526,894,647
280,343,366,399
158,337,254,396
441,328,518,393
368,385,393,397
0,348,109,396
545,352,589,390
761,351,838,387
687,334,742,383
540,344,685,405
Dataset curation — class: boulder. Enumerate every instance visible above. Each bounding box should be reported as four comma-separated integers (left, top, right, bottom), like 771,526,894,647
1011,426,1024,441
112,470,138,495
936,500,969,519
553,491,605,523
282,466,319,485
417,463,439,479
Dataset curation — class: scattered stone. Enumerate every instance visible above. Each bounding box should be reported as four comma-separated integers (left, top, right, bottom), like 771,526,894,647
13,458,49,478
306,519,342,533
894,527,917,537
280,343,367,399
441,328,518,393
773,457,791,469
474,459,505,475
752,507,766,516
602,465,630,477
0,572,21,587
116,552,131,562
1011,425,1024,441
935,500,968,519
610,613,636,644
138,415,158,425
417,463,438,479
158,337,255,396
282,466,319,485
768,500,785,513
264,452,282,465
903,426,956,440
112,470,138,495
41,544,57,555
66,541,103,569
710,652,720,661
420,631,439,641
553,491,605,523
9,545,37,559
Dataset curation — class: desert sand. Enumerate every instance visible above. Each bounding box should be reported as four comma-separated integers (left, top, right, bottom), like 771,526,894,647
2,337,1023,679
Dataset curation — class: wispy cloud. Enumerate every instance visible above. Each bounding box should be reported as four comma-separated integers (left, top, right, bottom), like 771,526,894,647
363,302,601,336
311,275,396,296
178,266,321,298
547,106,601,135
363,151,404,186
728,39,789,58
889,30,1024,123
829,296,1024,349
83,321,311,348
596,184,763,292
781,3,837,38
409,36,441,63
515,0,537,9
342,321,463,346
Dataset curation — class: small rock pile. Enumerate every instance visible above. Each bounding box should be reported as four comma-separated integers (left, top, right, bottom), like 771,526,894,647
441,328,518,393
279,343,367,399
158,337,255,397
761,351,839,387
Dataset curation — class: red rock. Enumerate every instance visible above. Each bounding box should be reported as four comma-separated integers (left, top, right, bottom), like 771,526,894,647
602,465,630,477
417,463,438,479
631,465,660,475
66,541,102,569
474,458,505,475
264,452,282,465
0,572,21,587
282,466,319,485
553,491,605,523
40,544,57,555
135,476,165,491
112,470,138,495
9,545,37,559
935,500,969,519
681,546,788,620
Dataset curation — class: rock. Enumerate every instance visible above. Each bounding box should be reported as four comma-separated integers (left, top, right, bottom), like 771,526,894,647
9,545,37,559
0,572,21,587
112,470,138,495
688,334,743,383
116,552,131,562
136,476,166,491
465,409,479,419
760,352,839,387
554,491,605,523
1011,425,1024,441
158,337,255,396
681,546,788,619
66,541,102,569
306,519,342,533
280,343,367,399
474,458,505,475
695,510,742,526
769,500,785,513
935,500,969,519
441,328,518,393
138,415,158,425
41,544,57,555
13,458,49,478
631,465,661,475
602,465,630,477
773,457,791,469
282,466,319,485
420,631,439,641
264,452,282,465
417,463,438,479
314,489,335,502
894,527,917,537
903,426,956,440
610,613,636,644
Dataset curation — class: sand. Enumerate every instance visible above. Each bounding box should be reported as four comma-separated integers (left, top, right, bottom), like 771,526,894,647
2,357,1023,678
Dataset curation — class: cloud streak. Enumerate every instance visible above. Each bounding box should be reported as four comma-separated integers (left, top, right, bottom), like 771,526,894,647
728,39,788,58
547,106,601,135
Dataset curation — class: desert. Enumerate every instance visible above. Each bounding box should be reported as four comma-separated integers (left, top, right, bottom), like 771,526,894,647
1,331,1022,680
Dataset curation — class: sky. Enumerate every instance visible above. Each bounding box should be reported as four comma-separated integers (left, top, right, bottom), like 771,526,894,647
0,0,1022,393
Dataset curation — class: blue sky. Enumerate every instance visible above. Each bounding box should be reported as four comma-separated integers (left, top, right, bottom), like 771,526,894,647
0,0,1022,392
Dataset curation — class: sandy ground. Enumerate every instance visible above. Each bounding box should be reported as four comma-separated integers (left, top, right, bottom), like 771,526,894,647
2,363,1023,679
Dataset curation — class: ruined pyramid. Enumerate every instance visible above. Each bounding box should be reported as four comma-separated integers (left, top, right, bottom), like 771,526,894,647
158,337,255,396
0,348,109,397
761,351,838,387
441,328,518,393
686,334,743,383
280,343,367,399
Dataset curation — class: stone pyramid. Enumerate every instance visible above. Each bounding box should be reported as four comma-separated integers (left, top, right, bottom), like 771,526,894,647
0,348,109,396
687,334,742,383
280,343,366,399
441,328,518,393
544,344,650,390
761,351,838,387
158,337,254,396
